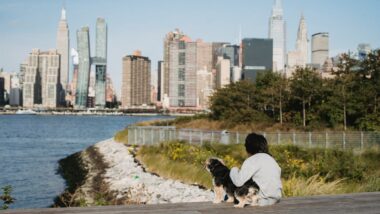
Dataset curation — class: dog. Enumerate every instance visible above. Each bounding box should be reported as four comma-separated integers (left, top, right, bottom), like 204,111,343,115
205,157,260,208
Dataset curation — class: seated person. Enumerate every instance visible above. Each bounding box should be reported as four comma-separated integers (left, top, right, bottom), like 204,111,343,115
230,133,282,206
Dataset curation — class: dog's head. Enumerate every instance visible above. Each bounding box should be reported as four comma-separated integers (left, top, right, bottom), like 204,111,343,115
205,157,226,173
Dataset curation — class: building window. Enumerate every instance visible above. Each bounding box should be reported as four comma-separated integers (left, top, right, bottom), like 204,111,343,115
178,68,185,81
179,41,186,49
178,99,185,107
179,52,186,65
178,84,185,97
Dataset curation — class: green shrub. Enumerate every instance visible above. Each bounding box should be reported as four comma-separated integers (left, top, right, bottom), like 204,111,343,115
0,185,15,210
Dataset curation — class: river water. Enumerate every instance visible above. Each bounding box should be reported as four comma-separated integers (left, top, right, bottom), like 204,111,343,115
0,115,170,209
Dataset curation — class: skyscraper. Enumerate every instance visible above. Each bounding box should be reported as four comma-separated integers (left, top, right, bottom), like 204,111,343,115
121,52,151,107
0,77,4,106
287,14,309,77
269,0,286,72
94,18,107,108
163,29,187,101
23,49,60,108
242,38,273,81
56,7,69,105
215,56,231,89
75,27,91,108
157,61,163,102
311,32,329,67
168,37,197,108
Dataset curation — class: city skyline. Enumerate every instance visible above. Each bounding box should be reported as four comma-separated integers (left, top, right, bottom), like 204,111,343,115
1,0,380,96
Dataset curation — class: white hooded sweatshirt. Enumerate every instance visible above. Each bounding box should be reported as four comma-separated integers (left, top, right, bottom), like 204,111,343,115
229,153,282,204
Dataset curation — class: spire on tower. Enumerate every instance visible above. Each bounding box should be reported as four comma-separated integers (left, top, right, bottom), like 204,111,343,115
274,0,282,9
61,7,66,20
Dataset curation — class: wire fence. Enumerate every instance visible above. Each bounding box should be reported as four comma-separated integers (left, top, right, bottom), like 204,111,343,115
127,126,380,151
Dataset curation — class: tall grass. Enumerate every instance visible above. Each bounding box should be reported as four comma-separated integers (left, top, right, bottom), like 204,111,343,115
282,175,345,197
136,141,380,197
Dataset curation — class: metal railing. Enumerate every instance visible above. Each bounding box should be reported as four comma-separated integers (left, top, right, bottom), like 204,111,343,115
127,126,380,150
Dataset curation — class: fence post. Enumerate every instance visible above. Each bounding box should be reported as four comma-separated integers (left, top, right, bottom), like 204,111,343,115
134,128,137,145
292,132,296,145
211,131,214,143
343,132,346,150
308,132,312,148
361,132,364,150
277,132,281,145
169,129,172,141
263,132,266,138
325,132,329,149
236,132,239,144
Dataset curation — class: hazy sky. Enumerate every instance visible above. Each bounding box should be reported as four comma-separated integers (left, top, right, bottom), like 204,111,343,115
1,0,380,95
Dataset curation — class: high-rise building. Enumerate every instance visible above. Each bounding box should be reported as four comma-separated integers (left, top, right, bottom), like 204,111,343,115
163,29,188,101
164,29,216,109
196,68,213,109
169,37,197,108
157,61,164,102
287,14,309,77
75,27,91,108
121,52,151,107
0,71,11,96
215,56,231,89
105,74,116,107
220,44,240,82
0,77,4,106
358,44,371,60
269,0,286,72
242,38,273,81
23,49,60,108
56,7,69,105
9,74,21,106
67,48,79,105
94,18,107,108
87,71,96,108
311,32,329,67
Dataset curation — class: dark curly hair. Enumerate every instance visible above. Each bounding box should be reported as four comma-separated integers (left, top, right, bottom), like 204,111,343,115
245,133,270,155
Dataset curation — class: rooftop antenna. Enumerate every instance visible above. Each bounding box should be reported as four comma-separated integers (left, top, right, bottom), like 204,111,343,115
238,24,242,45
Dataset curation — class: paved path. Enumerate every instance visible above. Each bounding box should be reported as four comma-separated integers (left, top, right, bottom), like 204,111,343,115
1,192,379,214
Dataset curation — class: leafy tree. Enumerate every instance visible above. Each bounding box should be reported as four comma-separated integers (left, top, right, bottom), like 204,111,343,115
289,67,323,127
329,54,358,130
256,71,288,124
0,185,15,210
209,81,270,125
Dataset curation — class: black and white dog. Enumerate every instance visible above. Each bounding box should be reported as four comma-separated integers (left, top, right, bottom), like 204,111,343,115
205,158,260,208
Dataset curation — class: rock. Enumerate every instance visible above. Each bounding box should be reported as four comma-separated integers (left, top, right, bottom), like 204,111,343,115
94,139,213,204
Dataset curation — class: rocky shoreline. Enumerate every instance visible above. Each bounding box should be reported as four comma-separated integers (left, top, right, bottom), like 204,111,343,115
55,139,213,207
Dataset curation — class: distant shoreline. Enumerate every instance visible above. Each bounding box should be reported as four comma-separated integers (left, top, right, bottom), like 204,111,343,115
0,111,193,117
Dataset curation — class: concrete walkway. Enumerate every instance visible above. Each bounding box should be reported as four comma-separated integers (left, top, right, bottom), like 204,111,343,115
1,192,379,214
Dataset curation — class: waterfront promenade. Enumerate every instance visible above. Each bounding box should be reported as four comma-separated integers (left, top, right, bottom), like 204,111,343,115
1,192,379,214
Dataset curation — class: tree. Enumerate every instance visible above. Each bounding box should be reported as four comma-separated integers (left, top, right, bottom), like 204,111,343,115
209,81,270,125
330,54,358,130
256,71,288,124
289,67,323,127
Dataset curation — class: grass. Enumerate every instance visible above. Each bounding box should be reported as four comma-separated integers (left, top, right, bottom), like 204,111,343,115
136,140,380,198
114,129,128,144
137,152,213,189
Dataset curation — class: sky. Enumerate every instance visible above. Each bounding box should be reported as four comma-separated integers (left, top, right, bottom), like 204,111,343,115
1,0,380,96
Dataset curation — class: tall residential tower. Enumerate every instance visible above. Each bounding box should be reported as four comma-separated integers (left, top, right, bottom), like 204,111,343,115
269,0,286,73
75,27,91,108
56,7,70,105
94,18,107,108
